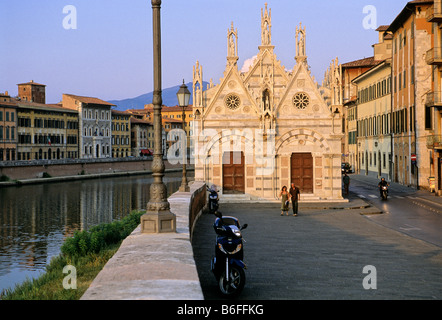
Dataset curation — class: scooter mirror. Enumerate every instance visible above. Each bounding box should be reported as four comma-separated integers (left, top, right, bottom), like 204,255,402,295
241,224,248,230
215,211,223,218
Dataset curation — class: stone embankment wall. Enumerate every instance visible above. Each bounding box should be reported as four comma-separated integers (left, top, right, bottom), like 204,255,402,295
0,157,188,181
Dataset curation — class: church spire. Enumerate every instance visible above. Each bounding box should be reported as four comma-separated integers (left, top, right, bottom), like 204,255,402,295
227,22,238,66
261,3,271,46
295,22,307,64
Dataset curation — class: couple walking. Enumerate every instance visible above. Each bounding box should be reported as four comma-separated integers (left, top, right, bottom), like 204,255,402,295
279,183,300,216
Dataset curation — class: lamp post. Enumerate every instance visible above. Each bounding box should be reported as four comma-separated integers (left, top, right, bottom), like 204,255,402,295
177,80,191,192
141,0,176,233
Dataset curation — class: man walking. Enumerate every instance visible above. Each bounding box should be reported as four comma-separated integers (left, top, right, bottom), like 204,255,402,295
289,183,300,216
343,172,350,196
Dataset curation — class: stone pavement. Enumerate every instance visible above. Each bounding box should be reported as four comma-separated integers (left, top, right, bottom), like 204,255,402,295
80,175,442,300
192,198,442,300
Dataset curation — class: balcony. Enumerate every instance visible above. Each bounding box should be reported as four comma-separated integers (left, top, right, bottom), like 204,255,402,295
426,135,442,149
425,91,442,108
427,2,442,22
426,47,442,65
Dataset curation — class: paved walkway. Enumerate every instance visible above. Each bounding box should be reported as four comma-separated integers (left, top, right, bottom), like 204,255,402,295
192,195,442,300
80,182,205,300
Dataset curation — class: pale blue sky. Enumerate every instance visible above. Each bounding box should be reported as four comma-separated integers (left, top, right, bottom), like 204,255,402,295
0,1,407,104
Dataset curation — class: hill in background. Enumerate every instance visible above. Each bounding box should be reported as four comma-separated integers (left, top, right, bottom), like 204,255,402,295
109,82,209,111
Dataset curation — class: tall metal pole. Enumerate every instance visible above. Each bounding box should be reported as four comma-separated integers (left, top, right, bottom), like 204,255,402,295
141,0,176,233
179,105,190,192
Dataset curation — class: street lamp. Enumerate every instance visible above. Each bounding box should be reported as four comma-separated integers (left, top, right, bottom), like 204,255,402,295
177,80,191,192
141,0,176,233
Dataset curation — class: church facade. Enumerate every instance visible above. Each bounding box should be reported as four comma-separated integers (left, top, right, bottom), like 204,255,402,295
192,4,345,201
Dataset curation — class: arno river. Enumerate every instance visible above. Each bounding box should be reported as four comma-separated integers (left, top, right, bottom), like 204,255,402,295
0,171,191,293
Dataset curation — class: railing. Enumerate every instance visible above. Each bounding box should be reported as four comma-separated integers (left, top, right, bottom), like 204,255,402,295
426,1,442,22
426,47,442,65
426,135,442,149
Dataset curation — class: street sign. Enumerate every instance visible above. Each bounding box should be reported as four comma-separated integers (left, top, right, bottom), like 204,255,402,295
411,154,417,161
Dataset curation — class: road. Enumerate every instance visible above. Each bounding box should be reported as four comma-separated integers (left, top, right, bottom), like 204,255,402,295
191,175,442,300
348,174,442,248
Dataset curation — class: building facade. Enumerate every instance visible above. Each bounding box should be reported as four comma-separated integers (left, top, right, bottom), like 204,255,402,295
15,101,79,161
353,60,392,179
425,0,442,192
62,94,113,159
192,4,344,201
0,101,17,161
111,110,131,158
388,0,433,188
130,118,153,157
17,80,46,104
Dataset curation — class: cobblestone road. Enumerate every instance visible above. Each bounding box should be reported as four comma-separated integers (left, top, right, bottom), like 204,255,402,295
192,202,442,300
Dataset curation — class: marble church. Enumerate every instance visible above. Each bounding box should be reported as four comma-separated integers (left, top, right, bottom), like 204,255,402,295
192,4,345,201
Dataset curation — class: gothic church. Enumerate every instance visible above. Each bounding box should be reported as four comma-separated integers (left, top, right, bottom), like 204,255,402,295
192,4,344,202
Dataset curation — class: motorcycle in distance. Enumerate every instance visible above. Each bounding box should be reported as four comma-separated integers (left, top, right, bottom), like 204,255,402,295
380,185,389,200
207,185,219,214
211,211,248,297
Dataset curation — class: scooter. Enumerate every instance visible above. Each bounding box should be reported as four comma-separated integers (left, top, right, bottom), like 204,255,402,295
211,211,248,297
207,185,219,214
380,185,388,200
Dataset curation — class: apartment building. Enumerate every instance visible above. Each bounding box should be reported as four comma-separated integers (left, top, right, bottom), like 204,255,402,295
387,0,433,188
62,94,114,159
425,0,442,192
0,100,17,161
353,60,392,179
111,110,131,158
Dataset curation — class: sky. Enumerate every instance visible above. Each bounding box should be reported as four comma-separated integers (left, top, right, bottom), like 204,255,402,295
0,0,408,105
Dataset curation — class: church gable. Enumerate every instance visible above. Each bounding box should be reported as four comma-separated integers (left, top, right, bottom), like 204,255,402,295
203,66,260,121
276,62,331,118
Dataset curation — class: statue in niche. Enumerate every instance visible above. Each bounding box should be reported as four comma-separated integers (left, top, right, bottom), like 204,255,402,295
264,114,271,131
195,86,202,107
262,90,271,111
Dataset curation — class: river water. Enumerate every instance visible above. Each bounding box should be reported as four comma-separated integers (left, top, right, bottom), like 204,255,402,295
0,171,191,293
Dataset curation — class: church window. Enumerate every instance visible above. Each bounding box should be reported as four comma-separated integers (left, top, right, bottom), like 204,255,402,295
293,92,310,110
225,93,241,110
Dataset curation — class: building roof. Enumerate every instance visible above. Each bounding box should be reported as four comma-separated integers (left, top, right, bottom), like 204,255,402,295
111,109,131,115
15,100,78,113
376,25,390,32
63,94,115,106
387,0,433,33
143,105,194,112
351,59,391,84
17,80,46,87
130,117,153,125
341,56,380,68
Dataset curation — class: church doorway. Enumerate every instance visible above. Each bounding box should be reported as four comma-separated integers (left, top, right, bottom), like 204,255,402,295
291,153,313,194
222,151,245,194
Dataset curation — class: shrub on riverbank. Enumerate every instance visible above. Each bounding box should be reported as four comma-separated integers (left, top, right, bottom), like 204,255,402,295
1,210,144,300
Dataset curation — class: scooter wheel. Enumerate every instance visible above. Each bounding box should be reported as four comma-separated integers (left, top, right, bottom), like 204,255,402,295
218,266,245,297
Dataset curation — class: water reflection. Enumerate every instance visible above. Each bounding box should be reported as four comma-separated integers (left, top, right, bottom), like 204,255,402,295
0,172,189,293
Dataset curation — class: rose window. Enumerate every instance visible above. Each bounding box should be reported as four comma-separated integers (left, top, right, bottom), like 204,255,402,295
225,93,241,110
293,92,310,110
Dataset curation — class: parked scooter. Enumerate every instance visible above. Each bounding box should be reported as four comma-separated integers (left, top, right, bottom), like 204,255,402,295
207,185,219,214
211,211,248,297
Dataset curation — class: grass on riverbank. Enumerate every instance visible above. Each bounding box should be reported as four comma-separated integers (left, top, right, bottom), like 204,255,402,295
0,210,145,300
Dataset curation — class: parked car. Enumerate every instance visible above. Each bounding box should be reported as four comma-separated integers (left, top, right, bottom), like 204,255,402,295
341,162,352,173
